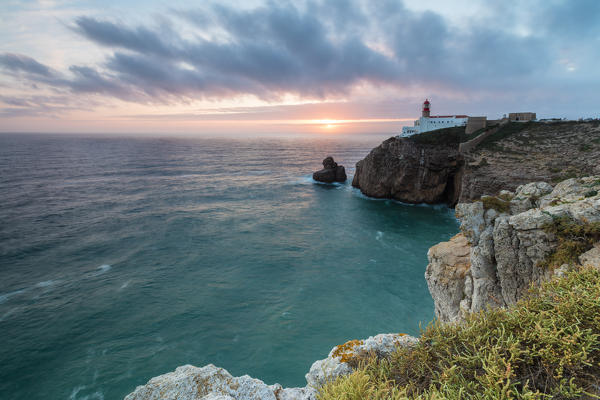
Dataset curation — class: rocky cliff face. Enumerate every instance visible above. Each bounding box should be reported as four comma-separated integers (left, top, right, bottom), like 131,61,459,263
351,137,463,205
352,122,600,205
426,177,600,323
124,334,417,400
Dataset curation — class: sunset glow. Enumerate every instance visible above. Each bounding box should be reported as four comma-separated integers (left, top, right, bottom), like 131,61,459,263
1,0,599,134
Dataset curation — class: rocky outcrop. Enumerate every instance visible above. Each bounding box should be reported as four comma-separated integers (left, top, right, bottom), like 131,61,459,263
426,176,600,323
313,156,347,183
124,364,313,400
351,137,463,205
352,122,600,205
425,234,472,323
125,333,417,400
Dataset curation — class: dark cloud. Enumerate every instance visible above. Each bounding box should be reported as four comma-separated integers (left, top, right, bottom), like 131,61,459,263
0,53,55,77
1,0,597,109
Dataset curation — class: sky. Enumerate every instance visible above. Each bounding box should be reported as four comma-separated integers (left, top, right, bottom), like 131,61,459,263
0,0,599,135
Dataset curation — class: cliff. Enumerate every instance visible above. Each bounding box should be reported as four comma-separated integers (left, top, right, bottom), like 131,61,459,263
351,128,464,205
352,121,600,205
426,176,600,322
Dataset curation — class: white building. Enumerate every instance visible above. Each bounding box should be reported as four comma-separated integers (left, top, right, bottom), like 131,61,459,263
400,99,468,137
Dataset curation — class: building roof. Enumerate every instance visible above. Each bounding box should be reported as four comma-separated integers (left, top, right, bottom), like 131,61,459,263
428,115,468,118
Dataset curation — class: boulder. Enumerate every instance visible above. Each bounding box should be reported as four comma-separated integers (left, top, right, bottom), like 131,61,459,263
580,243,600,268
313,156,347,183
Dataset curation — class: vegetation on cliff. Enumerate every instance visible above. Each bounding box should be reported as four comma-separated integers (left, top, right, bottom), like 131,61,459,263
539,215,600,270
408,125,487,147
318,267,600,400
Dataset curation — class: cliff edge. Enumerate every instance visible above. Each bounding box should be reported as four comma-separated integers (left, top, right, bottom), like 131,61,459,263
352,121,600,205
426,176,600,323
351,131,464,205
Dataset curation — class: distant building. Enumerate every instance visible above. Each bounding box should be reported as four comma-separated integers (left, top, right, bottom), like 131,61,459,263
509,112,536,122
400,100,468,137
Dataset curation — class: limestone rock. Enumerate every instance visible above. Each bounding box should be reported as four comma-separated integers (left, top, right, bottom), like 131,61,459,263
455,202,485,245
305,333,418,388
123,364,317,400
125,333,418,400
510,181,553,213
539,177,600,208
425,234,471,322
124,364,317,400
313,156,347,183
426,176,600,323
580,243,600,268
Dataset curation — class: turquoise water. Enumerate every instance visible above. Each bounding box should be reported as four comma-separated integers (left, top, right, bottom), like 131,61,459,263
0,133,458,399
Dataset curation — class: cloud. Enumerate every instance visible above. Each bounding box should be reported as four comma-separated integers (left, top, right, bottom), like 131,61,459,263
1,0,598,115
0,53,55,77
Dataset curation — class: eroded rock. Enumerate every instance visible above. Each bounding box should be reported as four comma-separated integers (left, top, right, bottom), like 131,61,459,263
351,137,463,205
125,334,418,400
427,177,600,323
305,333,418,388
313,156,347,183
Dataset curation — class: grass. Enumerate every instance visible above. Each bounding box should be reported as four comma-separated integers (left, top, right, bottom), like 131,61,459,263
477,122,537,151
538,215,600,270
585,190,598,198
408,126,467,148
480,195,511,213
551,170,580,184
318,267,600,400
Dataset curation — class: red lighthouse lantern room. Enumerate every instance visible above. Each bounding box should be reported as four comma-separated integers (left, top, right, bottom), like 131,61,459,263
422,99,431,118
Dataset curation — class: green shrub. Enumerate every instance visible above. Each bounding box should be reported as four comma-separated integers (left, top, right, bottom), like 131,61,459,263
319,268,600,400
539,216,600,269
409,126,467,147
585,190,598,198
480,196,510,213
478,122,536,150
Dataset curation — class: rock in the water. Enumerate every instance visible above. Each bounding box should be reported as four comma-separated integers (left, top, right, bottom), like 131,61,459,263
313,156,347,183
427,177,600,323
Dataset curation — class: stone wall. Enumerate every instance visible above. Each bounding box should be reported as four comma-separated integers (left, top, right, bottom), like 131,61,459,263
465,116,487,135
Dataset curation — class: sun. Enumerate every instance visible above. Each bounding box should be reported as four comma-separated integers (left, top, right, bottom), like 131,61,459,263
312,119,341,129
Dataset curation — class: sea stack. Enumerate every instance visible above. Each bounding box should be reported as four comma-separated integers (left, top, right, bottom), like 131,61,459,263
313,156,347,183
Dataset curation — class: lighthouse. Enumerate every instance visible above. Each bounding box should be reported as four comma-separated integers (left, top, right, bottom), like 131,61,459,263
422,99,431,118
400,99,469,137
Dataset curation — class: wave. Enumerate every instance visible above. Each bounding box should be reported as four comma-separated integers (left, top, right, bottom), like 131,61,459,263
69,385,104,400
96,264,112,275
36,280,59,288
349,187,453,210
0,289,25,304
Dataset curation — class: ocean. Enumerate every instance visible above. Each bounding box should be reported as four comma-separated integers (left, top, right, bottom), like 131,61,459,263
0,133,459,399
